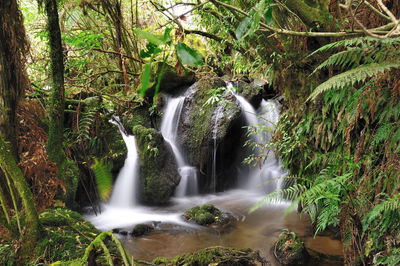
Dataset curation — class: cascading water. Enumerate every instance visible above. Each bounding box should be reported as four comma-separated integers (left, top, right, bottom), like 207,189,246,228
108,117,139,207
233,94,286,193
211,105,225,193
161,96,198,196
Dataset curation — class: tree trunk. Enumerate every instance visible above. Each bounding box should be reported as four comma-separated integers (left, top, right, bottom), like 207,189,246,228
44,0,76,204
0,137,40,263
45,0,65,167
0,0,28,158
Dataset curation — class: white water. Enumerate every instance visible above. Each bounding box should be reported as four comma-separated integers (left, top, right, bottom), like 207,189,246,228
211,105,225,193
108,117,139,207
86,92,286,234
234,95,286,192
161,96,198,197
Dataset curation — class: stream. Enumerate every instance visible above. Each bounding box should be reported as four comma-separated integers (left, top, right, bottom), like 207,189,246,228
85,90,343,265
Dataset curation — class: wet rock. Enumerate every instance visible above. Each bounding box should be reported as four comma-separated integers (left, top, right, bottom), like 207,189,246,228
152,246,270,265
273,230,309,265
132,223,155,237
232,80,263,106
183,204,235,228
133,125,180,204
178,77,242,191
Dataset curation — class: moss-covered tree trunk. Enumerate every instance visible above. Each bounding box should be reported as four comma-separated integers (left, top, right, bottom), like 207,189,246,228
45,0,65,167
0,137,40,263
43,0,76,204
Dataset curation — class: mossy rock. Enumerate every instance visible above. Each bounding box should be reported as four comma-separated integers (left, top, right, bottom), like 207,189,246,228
183,204,236,228
144,62,195,99
133,125,180,204
178,77,242,190
274,230,309,265
122,105,154,134
152,246,269,265
233,80,263,106
132,223,155,237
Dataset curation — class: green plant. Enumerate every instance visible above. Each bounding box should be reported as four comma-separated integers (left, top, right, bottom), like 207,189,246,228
134,27,203,102
308,37,400,100
91,158,113,201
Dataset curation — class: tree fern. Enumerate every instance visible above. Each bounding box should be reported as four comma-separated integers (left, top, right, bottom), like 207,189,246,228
308,62,400,100
91,158,113,201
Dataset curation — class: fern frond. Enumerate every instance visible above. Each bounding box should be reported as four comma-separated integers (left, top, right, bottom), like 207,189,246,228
308,62,400,101
249,184,306,213
308,37,400,58
363,194,400,233
91,158,113,201
311,48,365,75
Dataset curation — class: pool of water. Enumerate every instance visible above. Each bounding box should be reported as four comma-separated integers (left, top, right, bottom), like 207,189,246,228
85,189,343,264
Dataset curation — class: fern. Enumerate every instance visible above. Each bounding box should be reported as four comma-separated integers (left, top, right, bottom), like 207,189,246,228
308,62,400,100
91,158,113,201
308,37,400,58
78,108,96,141
363,194,400,233
311,47,365,75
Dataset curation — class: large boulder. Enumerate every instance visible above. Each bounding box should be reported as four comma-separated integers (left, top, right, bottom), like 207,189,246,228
144,62,195,99
178,76,242,192
132,125,180,204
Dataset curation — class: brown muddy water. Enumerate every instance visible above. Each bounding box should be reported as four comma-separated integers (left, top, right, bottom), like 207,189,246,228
99,190,344,265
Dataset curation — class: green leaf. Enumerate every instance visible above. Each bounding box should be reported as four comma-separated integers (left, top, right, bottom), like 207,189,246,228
91,159,113,201
175,43,203,67
236,16,251,40
133,28,165,46
163,27,173,44
264,7,273,25
140,63,152,96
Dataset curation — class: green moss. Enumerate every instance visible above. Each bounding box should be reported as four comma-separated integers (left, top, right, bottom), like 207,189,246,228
275,230,307,264
152,246,265,265
184,204,222,226
36,208,100,263
132,125,178,204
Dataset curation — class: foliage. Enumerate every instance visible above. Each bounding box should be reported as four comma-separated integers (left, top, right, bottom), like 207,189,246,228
308,37,400,100
134,27,203,101
91,158,113,201
269,35,400,264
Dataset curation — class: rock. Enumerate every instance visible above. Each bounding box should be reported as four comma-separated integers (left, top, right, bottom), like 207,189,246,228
133,125,180,204
152,246,270,265
178,77,243,191
273,230,309,265
122,105,153,133
232,80,263,106
183,204,235,229
144,62,195,99
132,223,155,237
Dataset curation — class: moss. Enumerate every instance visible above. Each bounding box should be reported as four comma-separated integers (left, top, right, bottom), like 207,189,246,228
36,208,100,263
184,204,222,226
274,230,308,265
152,246,266,265
133,125,179,204
123,105,153,133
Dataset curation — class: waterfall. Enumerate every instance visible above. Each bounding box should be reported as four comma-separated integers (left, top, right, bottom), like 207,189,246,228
211,105,225,193
108,116,140,208
161,96,198,196
233,95,285,193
